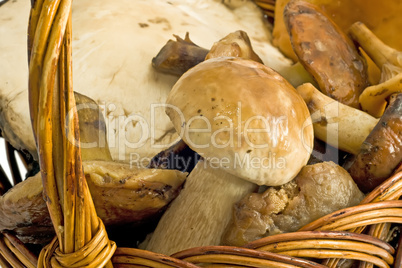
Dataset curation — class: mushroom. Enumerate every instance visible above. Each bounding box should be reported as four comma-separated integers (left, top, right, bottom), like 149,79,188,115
272,0,402,84
349,22,402,118
74,92,113,161
0,92,188,244
0,160,187,244
205,30,263,63
0,0,294,163
348,93,402,192
152,33,209,77
223,161,364,246
145,57,314,255
152,30,316,88
296,83,379,155
283,0,369,109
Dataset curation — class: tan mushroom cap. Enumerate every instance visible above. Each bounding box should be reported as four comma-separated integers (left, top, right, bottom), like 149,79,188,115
166,57,313,186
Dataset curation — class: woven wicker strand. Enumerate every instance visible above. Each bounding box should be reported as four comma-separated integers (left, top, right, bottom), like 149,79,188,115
112,248,200,268
393,227,402,268
1,232,38,268
0,234,28,268
324,168,402,267
27,0,116,267
172,246,326,268
245,231,394,268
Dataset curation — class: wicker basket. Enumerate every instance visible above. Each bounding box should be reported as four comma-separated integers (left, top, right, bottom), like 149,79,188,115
0,0,401,267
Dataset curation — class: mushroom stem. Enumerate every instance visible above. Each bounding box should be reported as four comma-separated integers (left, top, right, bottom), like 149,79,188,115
349,22,402,70
349,22,402,117
297,83,378,155
145,160,257,255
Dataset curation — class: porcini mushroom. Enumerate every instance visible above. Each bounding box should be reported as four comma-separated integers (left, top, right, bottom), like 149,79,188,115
145,57,314,255
0,0,294,162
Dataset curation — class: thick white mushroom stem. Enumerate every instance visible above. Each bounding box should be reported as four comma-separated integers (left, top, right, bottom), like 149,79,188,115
349,22,402,78
145,160,257,255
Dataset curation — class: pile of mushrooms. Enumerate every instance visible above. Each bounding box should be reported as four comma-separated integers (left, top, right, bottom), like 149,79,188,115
145,0,402,254
146,56,313,254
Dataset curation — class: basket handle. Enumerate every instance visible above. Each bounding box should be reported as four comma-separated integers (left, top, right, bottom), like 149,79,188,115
27,0,116,267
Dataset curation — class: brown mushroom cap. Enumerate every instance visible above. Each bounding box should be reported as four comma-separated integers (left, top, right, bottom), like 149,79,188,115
166,57,313,186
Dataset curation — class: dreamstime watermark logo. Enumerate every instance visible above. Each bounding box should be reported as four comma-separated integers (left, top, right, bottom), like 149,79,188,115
64,100,341,168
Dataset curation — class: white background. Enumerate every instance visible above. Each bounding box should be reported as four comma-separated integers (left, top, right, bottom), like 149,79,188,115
0,137,27,186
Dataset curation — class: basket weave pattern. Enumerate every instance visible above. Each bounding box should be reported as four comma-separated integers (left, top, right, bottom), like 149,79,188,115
0,0,401,267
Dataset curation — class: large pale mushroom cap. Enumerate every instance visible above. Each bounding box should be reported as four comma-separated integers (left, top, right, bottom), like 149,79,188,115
0,0,293,163
166,57,314,186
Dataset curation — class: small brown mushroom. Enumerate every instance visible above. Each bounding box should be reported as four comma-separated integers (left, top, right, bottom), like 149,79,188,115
284,0,369,108
348,93,402,192
152,33,209,76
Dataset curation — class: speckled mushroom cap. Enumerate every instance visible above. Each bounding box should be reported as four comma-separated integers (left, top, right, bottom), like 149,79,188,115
166,57,313,186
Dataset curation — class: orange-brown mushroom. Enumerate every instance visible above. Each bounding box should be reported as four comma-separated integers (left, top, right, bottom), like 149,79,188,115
284,0,369,108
